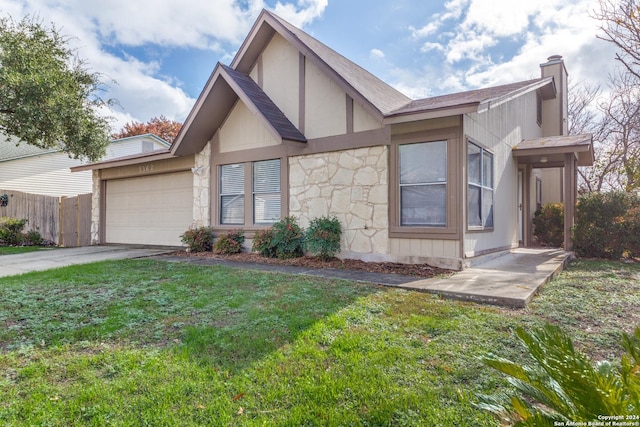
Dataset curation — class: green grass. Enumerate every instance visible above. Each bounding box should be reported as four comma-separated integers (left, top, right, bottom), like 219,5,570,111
0,246,45,255
0,259,638,426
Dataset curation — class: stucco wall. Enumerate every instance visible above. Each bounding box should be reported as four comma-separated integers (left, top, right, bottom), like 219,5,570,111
218,101,279,153
304,59,347,138
261,33,300,128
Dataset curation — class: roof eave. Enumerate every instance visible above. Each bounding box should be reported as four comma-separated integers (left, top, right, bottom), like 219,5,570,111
478,77,555,113
382,104,478,125
70,149,174,172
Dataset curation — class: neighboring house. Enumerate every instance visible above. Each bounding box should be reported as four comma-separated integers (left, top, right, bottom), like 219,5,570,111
74,10,593,269
0,134,170,197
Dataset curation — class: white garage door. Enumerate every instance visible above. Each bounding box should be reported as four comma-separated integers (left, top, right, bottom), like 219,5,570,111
105,171,193,246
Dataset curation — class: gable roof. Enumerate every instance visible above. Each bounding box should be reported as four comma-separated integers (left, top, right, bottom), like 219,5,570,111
234,11,412,117
170,9,558,157
171,62,306,156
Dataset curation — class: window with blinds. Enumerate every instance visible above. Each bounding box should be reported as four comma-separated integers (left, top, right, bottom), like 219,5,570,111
253,159,281,224
220,163,245,225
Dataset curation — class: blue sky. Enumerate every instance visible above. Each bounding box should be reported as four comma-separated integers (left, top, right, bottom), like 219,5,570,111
1,0,616,130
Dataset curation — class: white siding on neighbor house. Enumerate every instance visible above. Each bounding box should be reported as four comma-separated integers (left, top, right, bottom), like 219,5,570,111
105,171,193,246
218,100,279,153
0,152,91,196
260,33,300,129
304,59,347,138
463,90,543,257
106,137,167,158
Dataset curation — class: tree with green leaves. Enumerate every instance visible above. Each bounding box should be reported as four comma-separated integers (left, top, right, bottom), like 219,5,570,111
0,16,112,161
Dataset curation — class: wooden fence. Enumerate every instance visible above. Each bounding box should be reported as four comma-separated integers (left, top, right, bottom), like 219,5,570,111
0,189,92,247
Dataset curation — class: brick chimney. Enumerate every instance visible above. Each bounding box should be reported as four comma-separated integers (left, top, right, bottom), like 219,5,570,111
540,55,568,136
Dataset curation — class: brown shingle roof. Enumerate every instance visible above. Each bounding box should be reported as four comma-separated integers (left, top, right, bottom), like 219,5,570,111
391,79,545,116
221,65,306,142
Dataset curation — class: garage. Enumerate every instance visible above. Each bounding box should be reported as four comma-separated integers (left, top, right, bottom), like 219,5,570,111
105,171,193,246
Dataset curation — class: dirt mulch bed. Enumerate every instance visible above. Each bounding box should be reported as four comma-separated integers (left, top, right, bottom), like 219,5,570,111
171,251,451,279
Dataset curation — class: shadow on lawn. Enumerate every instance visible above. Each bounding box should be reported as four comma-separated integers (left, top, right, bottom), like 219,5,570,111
162,267,382,373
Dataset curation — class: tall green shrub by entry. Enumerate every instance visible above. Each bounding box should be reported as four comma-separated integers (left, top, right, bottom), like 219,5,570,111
305,215,342,260
533,203,564,247
573,191,640,259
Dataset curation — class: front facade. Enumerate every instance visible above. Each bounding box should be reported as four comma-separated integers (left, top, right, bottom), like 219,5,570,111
76,10,593,270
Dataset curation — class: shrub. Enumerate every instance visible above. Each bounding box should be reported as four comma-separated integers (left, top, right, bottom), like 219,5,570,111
305,215,342,260
252,217,305,259
180,226,214,253
573,191,640,259
0,217,28,246
271,216,305,259
477,324,640,425
24,229,44,246
532,203,564,247
252,228,276,258
213,229,245,255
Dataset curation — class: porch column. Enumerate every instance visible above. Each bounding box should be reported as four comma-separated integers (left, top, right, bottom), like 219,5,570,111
563,153,576,251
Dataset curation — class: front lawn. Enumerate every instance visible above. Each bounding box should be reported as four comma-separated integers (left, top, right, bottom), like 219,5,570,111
0,259,638,426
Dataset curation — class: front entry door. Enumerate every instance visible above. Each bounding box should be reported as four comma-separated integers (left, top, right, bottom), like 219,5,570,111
518,170,523,244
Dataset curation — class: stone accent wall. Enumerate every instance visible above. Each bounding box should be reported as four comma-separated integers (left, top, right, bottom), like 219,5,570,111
91,170,100,245
192,142,211,227
289,146,390,261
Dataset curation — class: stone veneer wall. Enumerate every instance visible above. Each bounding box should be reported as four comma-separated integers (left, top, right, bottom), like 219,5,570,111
192,142,211,227
289,146,390,262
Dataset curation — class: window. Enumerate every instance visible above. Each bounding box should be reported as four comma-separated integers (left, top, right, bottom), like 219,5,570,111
468,142,494,228
219,159,281,226
253,159,281,224
220,163,245,225
399,141,447,227
536,178,542,211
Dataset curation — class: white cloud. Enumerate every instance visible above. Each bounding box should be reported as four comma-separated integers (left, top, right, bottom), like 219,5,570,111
395,0,618,99
370,48,385,59
272,0,328,27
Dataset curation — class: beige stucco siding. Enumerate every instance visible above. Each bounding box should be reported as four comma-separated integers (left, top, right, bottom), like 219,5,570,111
218,100,279,153
463,91,543,257
353,101,382,132
304,59,347,138
105,171,193,246
261,33,300,128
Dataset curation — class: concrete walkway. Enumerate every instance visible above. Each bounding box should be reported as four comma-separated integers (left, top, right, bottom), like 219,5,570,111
1,245,572,308
397,248,572,308
0,245,174,278
156,247,572,308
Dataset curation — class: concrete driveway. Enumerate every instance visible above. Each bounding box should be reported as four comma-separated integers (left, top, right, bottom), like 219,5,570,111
0,245,175,278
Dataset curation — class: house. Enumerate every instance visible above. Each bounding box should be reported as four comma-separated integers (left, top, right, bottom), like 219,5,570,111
73,10,593,269
1,134,170,197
